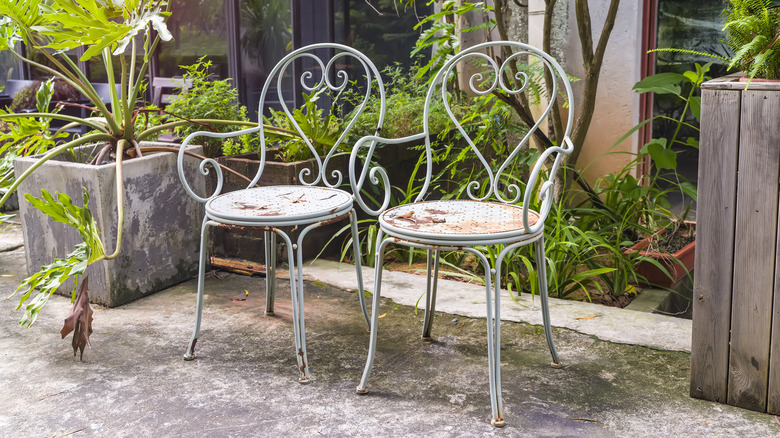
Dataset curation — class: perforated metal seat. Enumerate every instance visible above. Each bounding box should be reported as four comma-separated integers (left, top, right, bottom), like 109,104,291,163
207,186,353,225
380,200,541,246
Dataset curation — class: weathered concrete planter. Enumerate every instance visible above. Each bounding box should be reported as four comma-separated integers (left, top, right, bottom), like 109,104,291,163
13,142,205,307
691,75,780,414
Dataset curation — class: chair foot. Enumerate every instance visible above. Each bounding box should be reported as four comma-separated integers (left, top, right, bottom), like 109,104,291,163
491,417,505,428
298,377,312,385
264,311,275,316
420,335,434,342
356,387,369,395
551,361,563,369
183,339,197,361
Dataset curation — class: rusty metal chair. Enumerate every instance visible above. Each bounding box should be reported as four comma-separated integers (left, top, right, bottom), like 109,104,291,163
177,43,385,383
350,41,574,426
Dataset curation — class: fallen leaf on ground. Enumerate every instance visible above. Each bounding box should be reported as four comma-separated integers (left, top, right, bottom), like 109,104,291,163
378,313,388,319
60,275,93,360
575,314,603,320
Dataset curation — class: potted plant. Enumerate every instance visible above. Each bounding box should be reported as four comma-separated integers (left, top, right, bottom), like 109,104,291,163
602,62,708,289
0,0,288,355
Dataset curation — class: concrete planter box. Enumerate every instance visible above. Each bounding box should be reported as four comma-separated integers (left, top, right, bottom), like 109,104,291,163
13,142,205,307
691,75,780,414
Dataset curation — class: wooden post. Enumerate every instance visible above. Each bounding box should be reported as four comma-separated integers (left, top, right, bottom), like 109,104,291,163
692,75,780,414
690,85,740,404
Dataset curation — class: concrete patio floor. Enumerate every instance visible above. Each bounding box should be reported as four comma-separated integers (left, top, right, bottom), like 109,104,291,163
1,222,778,437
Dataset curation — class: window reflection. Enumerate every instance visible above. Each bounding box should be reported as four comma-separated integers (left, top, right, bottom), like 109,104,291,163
239,0,292,117
158,0,229,78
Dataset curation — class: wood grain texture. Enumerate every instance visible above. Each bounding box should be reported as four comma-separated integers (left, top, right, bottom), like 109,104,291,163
768,91,780,414
690,88,741,403
727,90,780,412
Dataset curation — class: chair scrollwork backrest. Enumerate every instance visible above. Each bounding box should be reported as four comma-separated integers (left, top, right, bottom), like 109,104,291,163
351,41,574,234
177,43,386,203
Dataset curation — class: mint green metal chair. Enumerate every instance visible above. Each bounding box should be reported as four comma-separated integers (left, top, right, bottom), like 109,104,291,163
177,44,385,383
350,41,574,426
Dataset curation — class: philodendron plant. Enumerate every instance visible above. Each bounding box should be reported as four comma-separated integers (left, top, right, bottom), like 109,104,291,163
0,0,291,356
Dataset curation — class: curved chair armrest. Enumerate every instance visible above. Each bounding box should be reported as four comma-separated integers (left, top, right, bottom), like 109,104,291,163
349,132,427,216
176,124,263,204
524,136,574,234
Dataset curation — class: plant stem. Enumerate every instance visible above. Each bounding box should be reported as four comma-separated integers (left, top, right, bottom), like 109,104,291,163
0,113,107,132
103,48,122,131
669,86,695,149
103,140,126,260
139,146,258,186
137,120,301,141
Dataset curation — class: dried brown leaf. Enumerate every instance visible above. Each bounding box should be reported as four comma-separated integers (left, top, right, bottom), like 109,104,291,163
60,275,93,360
574,314,603,320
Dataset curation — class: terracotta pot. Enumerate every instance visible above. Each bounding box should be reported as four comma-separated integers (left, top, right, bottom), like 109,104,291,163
627,222,696,288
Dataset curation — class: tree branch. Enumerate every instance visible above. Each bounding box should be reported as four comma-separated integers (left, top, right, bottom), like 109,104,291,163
569,0,621,166
542,0,564,143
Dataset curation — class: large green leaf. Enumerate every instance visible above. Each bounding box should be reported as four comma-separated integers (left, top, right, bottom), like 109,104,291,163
0,0,45,41
32,0,171,60
641,138,678,170
12,243,90,328
632,72,685,95
24,189,105,264
10,188,105,327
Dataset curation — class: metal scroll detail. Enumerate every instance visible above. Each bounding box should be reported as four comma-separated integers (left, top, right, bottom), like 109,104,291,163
177,43,386,203
351,41,574,234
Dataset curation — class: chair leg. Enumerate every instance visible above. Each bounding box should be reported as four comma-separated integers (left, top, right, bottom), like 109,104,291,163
184,218,214,361
357,231,389,394
421,249,440,340
264,230,276,316
272,229,309,384
464,247,504,426
293,228,314,384
534,238,560,367
350,210,370,329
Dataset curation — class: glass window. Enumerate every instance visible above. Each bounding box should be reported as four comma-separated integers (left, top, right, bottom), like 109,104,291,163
0,49,21,90
239,0,293,117
157,0,229,79
653,0,729,213
333,0,431,70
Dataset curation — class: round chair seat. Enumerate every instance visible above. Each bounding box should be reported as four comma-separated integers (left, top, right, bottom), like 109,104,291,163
206,185,353,225
379,200,541,245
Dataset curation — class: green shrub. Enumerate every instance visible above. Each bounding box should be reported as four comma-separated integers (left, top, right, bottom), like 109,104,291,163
165,57,256,157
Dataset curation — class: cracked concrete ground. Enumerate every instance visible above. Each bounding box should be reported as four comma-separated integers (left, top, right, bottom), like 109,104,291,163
1,222,778,437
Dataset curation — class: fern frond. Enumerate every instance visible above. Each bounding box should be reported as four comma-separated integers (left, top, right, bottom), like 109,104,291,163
650,48,730,64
